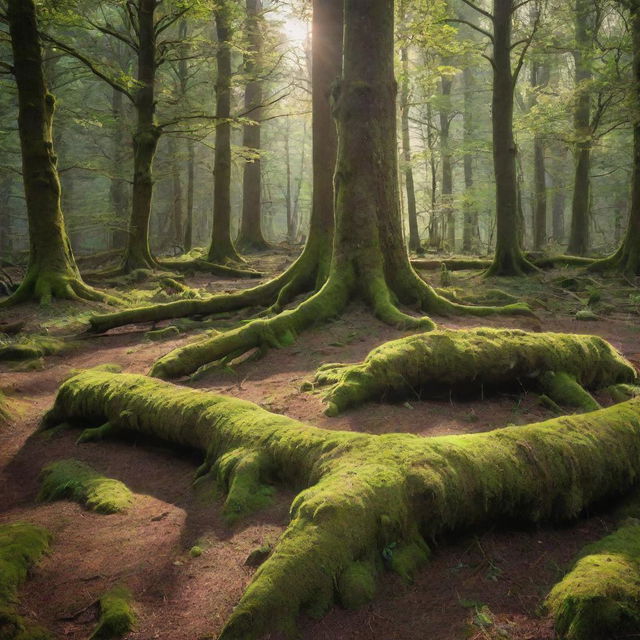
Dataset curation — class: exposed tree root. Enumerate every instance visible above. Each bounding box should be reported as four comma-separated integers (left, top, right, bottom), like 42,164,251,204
148,270,532,380
307,328,636,416
545,520,640,640
87,240,332,334
0,270,119,308
89,585,136,640
156,258,262,279
44,370,640,639
587,244,640,277
410,255,597,274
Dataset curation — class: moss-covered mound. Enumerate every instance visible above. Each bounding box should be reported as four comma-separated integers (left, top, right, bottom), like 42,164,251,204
0,336,65,362
308,328,637,415
0,523,51,640
89,585,136,640
546,522,640,639
43,370,640,639
39,459,133,514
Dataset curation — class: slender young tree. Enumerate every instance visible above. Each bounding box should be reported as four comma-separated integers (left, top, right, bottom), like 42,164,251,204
454,0,541,275
567,0,595,255
531,59,550,250
208,0,244,264
439,70,455,250
0,0,111,306
462,64,479,252
237,0,269,251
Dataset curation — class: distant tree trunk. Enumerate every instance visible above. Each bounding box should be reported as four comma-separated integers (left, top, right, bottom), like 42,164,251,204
237,0,269,252
110,86,129,250
400,44,420,253
421,102,440,249
485,0,536,276
462,66,478,253
531,61,549,251
3,0,107,305
177,19,194,253
184,138,195,252
208,1,243,264
439,72,455,251
291,120,308,242
169,136,184,250
567,0,593,256
122,0,161,272
590,1,640,275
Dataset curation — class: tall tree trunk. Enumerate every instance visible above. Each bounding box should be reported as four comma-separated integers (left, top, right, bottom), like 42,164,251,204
110,86,130,250
462,66,478,253
439,73,455,251
122,0,161,272
237,0,269,251
485,0,536,276
531,61,549,251
590,1,640,275
3,0,107,305
285,121,295,242
567,0,593,256
400,44,420,253
208,1,243,264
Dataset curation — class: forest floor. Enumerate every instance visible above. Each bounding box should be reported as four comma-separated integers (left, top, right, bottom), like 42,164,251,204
1,247,640,640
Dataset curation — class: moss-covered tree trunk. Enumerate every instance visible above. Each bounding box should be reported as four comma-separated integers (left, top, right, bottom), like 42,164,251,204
208,1,243,265
589,0,640,275
400,41,420,253
567,0,593,257
485,0,536,276
237,0,269,252
121,0,162,272
148,0,530,379
2,0,109,306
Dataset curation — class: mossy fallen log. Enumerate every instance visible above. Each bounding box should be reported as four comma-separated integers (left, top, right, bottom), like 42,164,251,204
44,370,640,639
545,521,640,639
308,328,637,416
89,585,136,640
0,523,51,640
39,459,133,514
0,336,65,362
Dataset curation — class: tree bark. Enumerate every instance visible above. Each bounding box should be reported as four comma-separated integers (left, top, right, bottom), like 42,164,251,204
208,1,243,264
485,0,536,276
237,0,269,251
169,136,184,250
567,0,593,256
2,0,109,305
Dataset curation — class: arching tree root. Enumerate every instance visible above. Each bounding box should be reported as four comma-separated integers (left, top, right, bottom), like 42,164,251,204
87,241,331,334
148,270,533,380
307,328,637,415
545,520,640,640
45,370,640,639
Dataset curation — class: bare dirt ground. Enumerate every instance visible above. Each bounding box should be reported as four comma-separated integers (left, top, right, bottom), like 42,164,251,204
1,250,639,640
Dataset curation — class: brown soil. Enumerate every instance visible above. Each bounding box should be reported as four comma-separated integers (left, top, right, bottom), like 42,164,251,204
1,252,639,640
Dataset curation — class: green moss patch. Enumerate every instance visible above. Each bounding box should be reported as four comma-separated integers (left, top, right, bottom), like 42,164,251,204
0,523,51,640
308,328,636,415
546,523,640,639
0,336,65,362
89,585,136,640
39,459,133,514
43,371,640,639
